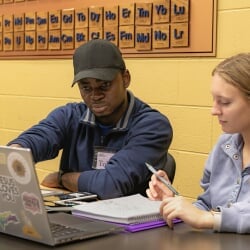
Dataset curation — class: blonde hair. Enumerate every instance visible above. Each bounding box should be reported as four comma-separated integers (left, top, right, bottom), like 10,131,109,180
212,53,250,99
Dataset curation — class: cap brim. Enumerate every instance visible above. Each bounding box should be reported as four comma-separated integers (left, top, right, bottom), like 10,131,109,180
72,68,120,87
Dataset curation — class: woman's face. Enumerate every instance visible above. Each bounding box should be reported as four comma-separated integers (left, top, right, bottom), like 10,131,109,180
211,73,250,135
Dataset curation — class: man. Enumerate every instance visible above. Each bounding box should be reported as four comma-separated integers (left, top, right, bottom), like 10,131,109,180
8,39,173,199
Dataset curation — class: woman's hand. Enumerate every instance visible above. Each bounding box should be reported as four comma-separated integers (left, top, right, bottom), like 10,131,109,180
146,170,174,201
160,196,214,229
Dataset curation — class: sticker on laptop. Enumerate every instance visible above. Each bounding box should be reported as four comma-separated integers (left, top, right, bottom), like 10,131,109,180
22,192,42,215
0,211,19,231
7,152,31,185
0,175,20,202
21,211,41,239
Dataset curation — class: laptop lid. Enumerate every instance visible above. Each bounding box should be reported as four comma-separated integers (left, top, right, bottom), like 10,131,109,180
0,146,122,245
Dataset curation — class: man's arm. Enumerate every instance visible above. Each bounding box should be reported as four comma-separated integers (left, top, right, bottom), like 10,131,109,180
6,104,74,162
41,171,80,192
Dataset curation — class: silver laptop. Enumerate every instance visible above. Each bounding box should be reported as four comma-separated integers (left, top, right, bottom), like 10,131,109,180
0,145,122,246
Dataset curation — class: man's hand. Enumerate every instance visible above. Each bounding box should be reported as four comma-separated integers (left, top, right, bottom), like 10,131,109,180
41,171,61,188
41,171,81,192
9,144,22,148
61,172,81,192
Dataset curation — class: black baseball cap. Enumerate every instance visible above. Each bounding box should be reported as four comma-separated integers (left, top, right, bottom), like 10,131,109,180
72,39,126,86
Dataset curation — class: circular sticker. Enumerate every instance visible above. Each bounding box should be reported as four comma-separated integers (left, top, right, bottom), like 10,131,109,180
7,152,31,184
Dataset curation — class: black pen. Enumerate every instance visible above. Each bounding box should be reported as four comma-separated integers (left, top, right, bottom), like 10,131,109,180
145,162,179,196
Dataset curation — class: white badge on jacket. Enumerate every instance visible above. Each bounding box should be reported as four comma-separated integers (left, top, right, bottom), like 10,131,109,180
92,146,116,169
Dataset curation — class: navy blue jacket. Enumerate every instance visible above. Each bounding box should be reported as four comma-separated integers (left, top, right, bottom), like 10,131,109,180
8,91,173,199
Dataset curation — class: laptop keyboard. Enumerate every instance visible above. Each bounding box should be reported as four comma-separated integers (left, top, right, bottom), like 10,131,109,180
50,223,84,237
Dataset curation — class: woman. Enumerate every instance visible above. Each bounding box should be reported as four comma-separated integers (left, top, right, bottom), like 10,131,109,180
147,53,250,234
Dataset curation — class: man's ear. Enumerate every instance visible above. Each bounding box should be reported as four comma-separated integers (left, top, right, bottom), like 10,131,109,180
122,69,131,88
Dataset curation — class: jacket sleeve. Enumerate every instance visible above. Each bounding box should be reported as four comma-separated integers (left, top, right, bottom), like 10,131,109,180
7,105,72,162
78,111,173,199
216,202,250,233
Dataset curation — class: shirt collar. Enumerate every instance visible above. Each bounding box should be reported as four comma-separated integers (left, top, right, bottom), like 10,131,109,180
80,90,135,130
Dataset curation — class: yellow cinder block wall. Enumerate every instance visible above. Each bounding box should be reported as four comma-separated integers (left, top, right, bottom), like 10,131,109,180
1,1,250,199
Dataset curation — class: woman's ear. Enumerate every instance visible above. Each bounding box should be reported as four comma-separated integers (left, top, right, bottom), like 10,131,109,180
122,69,131,88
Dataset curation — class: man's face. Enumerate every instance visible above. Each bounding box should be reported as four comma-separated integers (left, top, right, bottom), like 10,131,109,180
78,70,130,125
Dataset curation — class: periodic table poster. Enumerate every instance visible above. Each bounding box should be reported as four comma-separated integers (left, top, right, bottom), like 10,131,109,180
0,0,217,59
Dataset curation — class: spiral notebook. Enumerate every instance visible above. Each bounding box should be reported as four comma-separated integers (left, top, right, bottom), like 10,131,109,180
72,194,182,231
